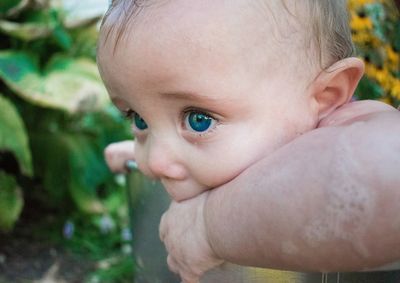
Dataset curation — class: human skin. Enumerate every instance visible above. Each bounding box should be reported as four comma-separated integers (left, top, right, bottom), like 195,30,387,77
97,0,400,282
104,101,397,172
159,107,400,283
104,140,135,174
98,0,363,202
103,100,397,173
98,0,321,202
106,103,400,282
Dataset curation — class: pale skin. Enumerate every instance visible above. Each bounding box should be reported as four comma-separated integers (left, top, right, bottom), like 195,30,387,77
106,104,400,283
160,107,400,283
98,0,400,282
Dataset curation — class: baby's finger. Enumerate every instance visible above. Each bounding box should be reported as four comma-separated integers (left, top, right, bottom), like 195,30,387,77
104,140,135,173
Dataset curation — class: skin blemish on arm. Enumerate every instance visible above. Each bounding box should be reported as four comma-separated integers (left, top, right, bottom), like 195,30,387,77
301,129,376,259
281,241,299,255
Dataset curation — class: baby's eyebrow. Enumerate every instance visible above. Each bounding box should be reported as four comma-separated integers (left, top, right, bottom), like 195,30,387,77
159,91,219,103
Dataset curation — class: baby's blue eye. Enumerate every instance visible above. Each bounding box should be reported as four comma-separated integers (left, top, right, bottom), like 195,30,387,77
185,112,214,132
134,113,148,130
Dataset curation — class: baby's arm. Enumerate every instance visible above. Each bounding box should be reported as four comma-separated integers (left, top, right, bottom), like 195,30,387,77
160,106,400,282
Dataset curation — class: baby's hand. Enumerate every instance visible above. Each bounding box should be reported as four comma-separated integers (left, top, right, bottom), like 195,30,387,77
104,140,135,173
159,192,224,283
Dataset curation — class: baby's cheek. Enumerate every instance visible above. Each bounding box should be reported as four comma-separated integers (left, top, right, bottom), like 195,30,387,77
195,161,243,189
133,144,153,179
194,141,273,189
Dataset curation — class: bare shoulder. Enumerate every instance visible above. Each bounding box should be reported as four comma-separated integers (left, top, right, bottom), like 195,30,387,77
318,100,399,128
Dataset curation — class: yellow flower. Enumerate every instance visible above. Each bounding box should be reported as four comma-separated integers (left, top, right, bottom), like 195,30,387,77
364,63,400,100
349,0,399,105
385,45,399,65
391,80,400,100
352,32,380,48
350,13,374,31
379,97,392,105
348,0,377,10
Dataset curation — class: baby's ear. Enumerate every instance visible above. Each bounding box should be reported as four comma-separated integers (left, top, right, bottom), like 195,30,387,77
312,57,364,120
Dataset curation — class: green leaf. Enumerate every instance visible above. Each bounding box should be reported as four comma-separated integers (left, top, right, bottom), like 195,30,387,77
79,105,132,146
70,25,99,59
354,75,383,101
0,171,23,232
0,51,108,113
0,0,23,16
53,23,72,50
66,134,108,214
393,20,400,52
30,132,70,202
30,131,109,214
365,3,386,41
0,8,57,40
0,19,52,41
0,95,32,176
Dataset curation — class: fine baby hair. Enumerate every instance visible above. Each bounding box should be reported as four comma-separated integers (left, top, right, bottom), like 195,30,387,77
100,0,354,69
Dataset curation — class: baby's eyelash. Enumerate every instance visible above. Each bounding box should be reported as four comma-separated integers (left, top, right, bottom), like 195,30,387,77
182,107,218,120
122,109,134,120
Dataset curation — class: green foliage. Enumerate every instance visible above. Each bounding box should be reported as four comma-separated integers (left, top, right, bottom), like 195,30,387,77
0,51,107,113
86,256,135,283
0,94,32,176
0,0,23,16
350,0,400,106
0,0,131,239
30,131,107,213
0,171,23,232
0,1,134,280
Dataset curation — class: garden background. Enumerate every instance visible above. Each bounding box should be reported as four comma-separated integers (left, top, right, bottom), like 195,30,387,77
0,0,399,282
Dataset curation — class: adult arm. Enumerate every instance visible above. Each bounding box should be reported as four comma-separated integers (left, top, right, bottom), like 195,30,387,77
205,110,400,271
160,109,400,282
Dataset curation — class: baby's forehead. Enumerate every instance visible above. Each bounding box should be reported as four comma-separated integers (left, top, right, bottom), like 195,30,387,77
102,0,359,85
99,0,320,87
100,0,308,56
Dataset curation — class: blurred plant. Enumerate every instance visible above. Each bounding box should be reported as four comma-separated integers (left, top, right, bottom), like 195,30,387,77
0,1,136,281
0,0,131,234
63,203,135,283
349,0,400,107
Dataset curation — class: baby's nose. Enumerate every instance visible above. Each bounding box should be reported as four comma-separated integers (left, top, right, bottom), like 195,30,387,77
144,138,187,181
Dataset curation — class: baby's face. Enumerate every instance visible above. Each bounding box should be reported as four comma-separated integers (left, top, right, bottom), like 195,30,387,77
98,0,319,201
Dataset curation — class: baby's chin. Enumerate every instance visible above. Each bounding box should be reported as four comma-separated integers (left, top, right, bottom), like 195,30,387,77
161,179,211,202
